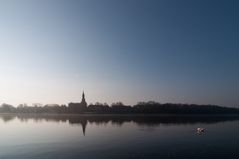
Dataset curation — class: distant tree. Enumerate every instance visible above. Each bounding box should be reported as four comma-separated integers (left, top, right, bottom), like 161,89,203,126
0,103,15,113
111,102,124,106
18,103,28,108
32,103,43,107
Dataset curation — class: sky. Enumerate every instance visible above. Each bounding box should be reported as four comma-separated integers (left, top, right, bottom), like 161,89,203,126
0,0,239,107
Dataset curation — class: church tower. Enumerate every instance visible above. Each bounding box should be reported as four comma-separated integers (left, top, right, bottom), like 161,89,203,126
81,91,87,108
68,91,87,113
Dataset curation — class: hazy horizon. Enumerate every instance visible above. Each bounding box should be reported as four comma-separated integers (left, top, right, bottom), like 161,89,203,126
0,0,239,107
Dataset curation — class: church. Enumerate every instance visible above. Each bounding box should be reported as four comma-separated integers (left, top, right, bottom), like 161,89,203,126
68,91,87,112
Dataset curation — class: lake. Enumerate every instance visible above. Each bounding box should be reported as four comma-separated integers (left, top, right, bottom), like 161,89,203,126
0,114,239,159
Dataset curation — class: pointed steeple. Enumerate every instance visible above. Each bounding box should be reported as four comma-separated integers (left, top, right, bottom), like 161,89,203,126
81,91,87,108
82,91,86,102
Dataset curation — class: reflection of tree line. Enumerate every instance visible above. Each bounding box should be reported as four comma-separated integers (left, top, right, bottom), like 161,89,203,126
1,115,239,135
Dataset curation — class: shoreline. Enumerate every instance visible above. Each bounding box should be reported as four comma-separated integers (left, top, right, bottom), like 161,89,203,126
1,113,239,117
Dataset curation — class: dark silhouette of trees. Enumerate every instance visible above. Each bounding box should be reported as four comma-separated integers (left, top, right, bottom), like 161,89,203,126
0,101,238,114
133,102,239,114
111,102,132,113
88,102,110,113
0,103,15,113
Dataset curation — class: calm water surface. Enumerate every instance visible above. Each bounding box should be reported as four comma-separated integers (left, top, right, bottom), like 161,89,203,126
0,115,239,159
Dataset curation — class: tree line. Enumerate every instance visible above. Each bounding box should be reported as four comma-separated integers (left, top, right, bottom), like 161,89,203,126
0,101,238,114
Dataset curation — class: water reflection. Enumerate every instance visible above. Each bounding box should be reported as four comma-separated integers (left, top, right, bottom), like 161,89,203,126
0,114,239,136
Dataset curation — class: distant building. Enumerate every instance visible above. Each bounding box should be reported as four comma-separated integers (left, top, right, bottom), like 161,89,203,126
68,91,88,113
81,91,87,108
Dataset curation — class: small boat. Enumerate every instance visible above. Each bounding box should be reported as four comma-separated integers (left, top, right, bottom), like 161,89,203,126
197,128,205,133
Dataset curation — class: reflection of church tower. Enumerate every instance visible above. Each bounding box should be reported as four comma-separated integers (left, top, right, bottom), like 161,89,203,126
81,119,87,136
68,117,87,136
81,91,87,108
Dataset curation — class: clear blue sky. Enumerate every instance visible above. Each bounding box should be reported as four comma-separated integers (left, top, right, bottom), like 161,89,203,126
0,0,239,107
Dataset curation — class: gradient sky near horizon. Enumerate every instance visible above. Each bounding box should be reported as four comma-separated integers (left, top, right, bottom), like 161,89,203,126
0,0,239,107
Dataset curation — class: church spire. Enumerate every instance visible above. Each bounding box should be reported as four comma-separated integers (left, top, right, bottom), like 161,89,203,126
82,91,85,101
81,91,87,106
